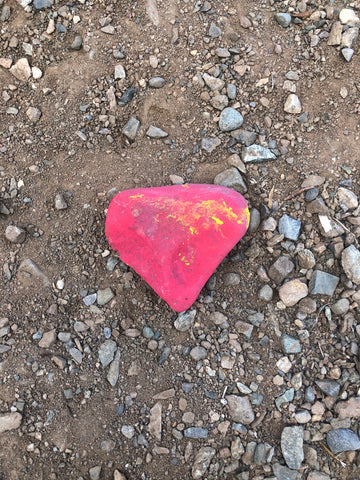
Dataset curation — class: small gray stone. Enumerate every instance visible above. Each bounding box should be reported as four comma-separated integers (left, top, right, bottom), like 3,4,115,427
70,35,82,50
275,388,294,410
101,439,116,452
201,137,221,153
191,447,216,480
121,425,135,439
106,257,119,273
33,0,51,9
254,443,273,465
69,347,83,364
281,334,301,354
226,395,255,424
305,188,319,202
272,463,298,480
219,108,243,132
203,73,224,91
54,193,68,210
26,107,42,123
174,310,196,331
83,293,97,306
107,349,121,387
268,256,294,284
114,64,126,79
281,425,304,469
297,249,315,269
248,208,261,233
5,225,26,243
339,8,360,26
328,21,343,45
190,346,207,360
184,427,208,438
231,129,257,146
149,77,165,88
307,472,330,480
331,298,350,316
327,428,360,454
235,321,253,338
305,386,315,403
98,340,117,367
97,287,114,306
309,270,339,296
341,27,359,48
101,25,115,34
259,284,273,302
38,329,57,348
275,12,292,27
10,58,31,82
294,410,311,424
337,187,358,209
1,6,11,21
209,22,222,37
211,94,228,110
316,380,340,397
279,279,308,307
214,168,247,194
284,94,302,114
0,412,22,433
342,48,354,62
146,126,168,138
122,117,140,142
241,144,276,163
142,326,154,338
227,84,237,99
342,245,360,284
248,312,264,327
223,273,240,286
278,214,301,241
319,215,345,238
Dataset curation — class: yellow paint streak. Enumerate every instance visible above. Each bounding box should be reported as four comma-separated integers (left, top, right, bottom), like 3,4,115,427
211,216,223,225
236,207,250,227
129,194,144,199
178,253,191,266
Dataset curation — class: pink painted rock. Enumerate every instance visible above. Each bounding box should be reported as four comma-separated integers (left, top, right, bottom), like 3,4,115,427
105,184,249,312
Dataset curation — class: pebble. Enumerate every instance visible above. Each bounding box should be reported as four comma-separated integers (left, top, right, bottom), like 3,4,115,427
226,395,255,424
98,340,117,367
319,214,345,237
148,402,162,440
26,107,42,123
190,346,207,360
275,388,294,410
339,8,360,26
191,447,216,479
107,349,121,387
54,193,68,210
232,129,257,146
219,108,243,132
89,466,102,480
70,36,83,50
101,25,115,34
284,94,301,114
119,87,137,106
208,22,221,38
331,298,350,315
281,425,304,469
213,168,247,194
337,187,358,209
307,473,330,480
341,27,359,48
272,463,298,480
248,208,260,233
149,77,165,88
275,13,292,28
341,48,354,62
279,279,308,307
309,270,339,296
184,427,208,438
33,0,51,8
328,22,342,46
38,329,57,348
335,396,360,418
9,58,31,81
259,284,273,302
315,380,340,397
174,310,196,331
327,428,360,454
223,273,240,286
241,144,276,163
0,412,22,433
278,214,301,241
281,334,301,354
297,249,315,269
203,73,224,91
211,94,228,110
227,84,237,99
121,425,135,439
304,188,319,202
294,410,311,424
83,293,97,306
97,287,114,305
341,245,360,284
201,137,221,153
268,256,294,284
122,117,140,142
69,348,83,364
114,64,126,79
146,126,168,138
5,225,26,243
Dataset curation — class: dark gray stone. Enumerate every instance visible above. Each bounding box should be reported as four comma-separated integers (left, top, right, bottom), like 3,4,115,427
316,380,340,397
149,77,165,88
281,426,304,469
208,22,221,37
281,334,301,354
122,116,140,141
213,167,247,194
70,36,82,50
241,144,276,163
174,310,196,332
327,428,360,454
272,463,298,480
219,107,243,132
184,427,208,438
268,256,295,284
248,208,261,233
309,270,339,296
231,129,257,146
278,215,301,241
305,188,319,202
119,88,137,106
248,312,264,327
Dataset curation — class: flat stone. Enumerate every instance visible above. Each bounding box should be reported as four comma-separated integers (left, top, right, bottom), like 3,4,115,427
148,402,162,440
122,117,140,142
342,245,360,284
259,284,273,302
203,73,224,91
121,425,135,438
211,94,228,110
209,22,221,37
301,175,325,188
10,58,31,81
235,321,253,338
307,472,330,480
0,412,22,433
33,0,51,8
342,48,354,61
231,129,257,146
284,94,301,114
304,188,319,202
327,428,360,454
114,64,126,79
337,187,358,209
275,13,292,27
241,144,276,163
18,259,50,286
5,225,26,243
309,270,339,295
281,334,301,354
83,293,97,306
248,312,264,327
272,463,298,480
226,395,255,424
341,27,359,48
101,25,115,34
69,348,83,364
0,58,12,69
38,329,56,348
214,167,247,194
279,279,308,307
248,208,261,233
26,107,41,123
307,198,329,214
278,214,301,241
297,249,315,269
107,348,121,387
98,340,117,367
149,76,165,88
335,397,360,419
146,126,168,138
277,356,292,373
328,21,343,45
191,447,216,479
331,298,350,315
97,287,114,305
189,346,207,360
281,425,304,469
275,388,294,410
184,427,208,438
227,83,237,99
219,108,243,132
201,137,221,153
268,256,294,284
70,35,82,50
174,310,196,331
54,193,68,210
316,380,340,397
339,8,360,26
294,410,311,424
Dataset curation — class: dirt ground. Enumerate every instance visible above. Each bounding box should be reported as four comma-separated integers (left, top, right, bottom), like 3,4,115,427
1,0,360,479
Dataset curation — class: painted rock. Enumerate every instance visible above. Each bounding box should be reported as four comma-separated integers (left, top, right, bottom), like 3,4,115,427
105,184,249,312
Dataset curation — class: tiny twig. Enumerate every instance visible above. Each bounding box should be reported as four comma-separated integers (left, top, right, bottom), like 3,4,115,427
291,9,314,19
320,442,346,467
284,186,312,201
